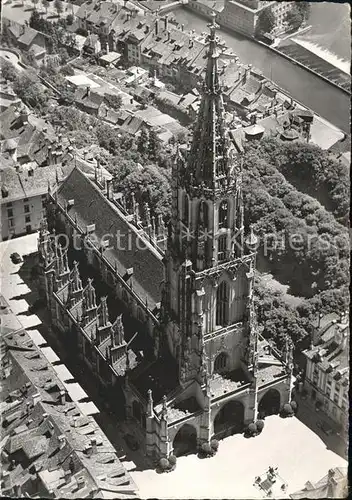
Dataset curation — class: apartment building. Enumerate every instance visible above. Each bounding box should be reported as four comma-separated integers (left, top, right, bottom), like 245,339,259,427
302,312,349,435
219,0,293,37
0,165,71,241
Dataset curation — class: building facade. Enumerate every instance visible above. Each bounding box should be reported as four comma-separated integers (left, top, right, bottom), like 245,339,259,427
0,164,71,242
39,20,293,460
302,312,349,436
219,0,293,38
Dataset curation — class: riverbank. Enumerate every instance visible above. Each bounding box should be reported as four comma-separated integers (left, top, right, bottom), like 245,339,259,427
273,39,350,95
170,8,350,134
182,4,349,95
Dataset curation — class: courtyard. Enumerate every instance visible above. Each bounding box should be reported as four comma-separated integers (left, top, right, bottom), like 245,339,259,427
130,415,347,499
0,234,348,498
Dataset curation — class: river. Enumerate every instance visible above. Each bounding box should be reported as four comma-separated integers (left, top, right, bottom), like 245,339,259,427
170,7,350,134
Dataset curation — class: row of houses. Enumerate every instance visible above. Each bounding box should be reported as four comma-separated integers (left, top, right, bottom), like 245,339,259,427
0,294,138,498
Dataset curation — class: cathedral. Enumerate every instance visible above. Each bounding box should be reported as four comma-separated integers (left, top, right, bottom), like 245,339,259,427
38,19,293,460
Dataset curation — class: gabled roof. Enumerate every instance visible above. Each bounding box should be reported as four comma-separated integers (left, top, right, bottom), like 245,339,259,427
0,164,72,204
55,167,164,309
18,27,40,47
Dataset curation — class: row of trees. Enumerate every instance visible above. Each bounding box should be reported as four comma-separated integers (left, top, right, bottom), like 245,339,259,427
244,138,349,222
242,142,349,298
256,3,311,35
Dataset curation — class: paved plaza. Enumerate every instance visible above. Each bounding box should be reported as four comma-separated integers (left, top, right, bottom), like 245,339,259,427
0,234,347,499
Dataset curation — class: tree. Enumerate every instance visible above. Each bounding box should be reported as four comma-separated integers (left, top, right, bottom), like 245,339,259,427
285,7,304,32
296,3,311,22
120,164,171,219
66,13,74,25
58,47,69,65
13,75,48,112
54,0,63,18
42,0,50,15
1,60,17,82
148,128,161,161
137,127,149,155
29,8,41,29
104,93,123,111
256,7,276,34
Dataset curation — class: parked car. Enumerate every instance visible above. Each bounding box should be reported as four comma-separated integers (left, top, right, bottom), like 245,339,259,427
123,433,139,451
10,252,23,264
317,420,333,435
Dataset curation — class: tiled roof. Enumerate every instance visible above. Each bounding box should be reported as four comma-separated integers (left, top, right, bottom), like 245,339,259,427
55,167,164,309
18,27,39,47
0,295,138,499
1,164,72,204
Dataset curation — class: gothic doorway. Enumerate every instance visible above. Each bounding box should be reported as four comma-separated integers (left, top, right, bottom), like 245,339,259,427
172,424,197,457
258,389,281,418
213,400,245,440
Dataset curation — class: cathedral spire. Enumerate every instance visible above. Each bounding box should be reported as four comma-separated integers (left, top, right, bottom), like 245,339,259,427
187,13,234,191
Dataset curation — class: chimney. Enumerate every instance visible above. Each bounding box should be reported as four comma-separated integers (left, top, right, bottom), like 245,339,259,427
58,435,66,450
189,38,193,49
164,15,168,31
31,392,41,406
83,149,89,161
59,390,66,405
77,476,86,489
181,23,184,32
20,109,28,126
84,443,93,456
167,30,170,41
64,470,71,484
90,437,97,454
155,19,159,36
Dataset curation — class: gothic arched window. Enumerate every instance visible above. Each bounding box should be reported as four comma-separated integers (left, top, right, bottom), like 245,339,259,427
214,352,228,373
198,201,209,228
216,281,229,326
182,192,189,225
218,234,227,262
218,200,228,228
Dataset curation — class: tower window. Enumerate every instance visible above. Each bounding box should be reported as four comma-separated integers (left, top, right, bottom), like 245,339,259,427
198,200,209,228
214,352,228,373
218,234,227,262
218,200,228,228
182,192,189,225
216,281,229,326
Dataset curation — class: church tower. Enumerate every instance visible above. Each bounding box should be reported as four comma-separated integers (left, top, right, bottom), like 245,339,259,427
162,14,258,386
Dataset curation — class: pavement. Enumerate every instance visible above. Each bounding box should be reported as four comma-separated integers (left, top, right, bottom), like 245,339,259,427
0,234,348,498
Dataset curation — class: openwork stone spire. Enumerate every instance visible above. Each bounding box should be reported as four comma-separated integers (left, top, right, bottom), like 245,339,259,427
187,13,235,191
